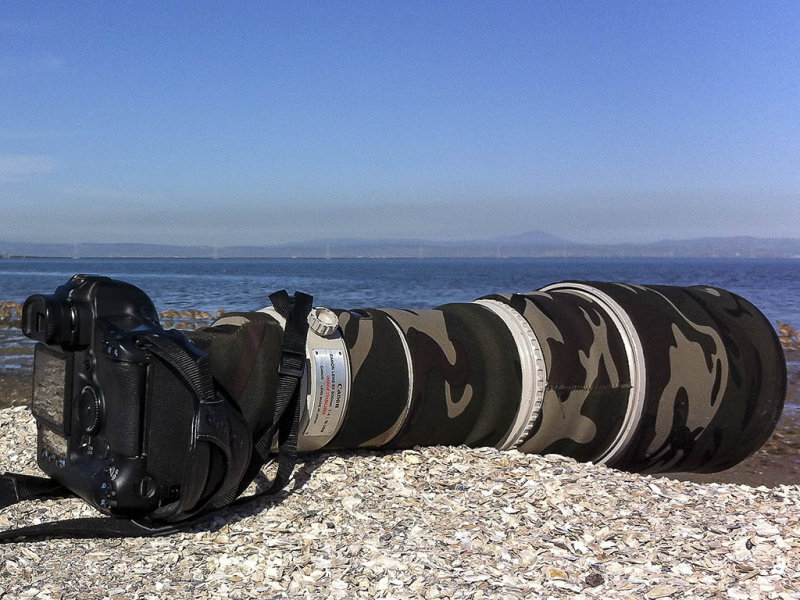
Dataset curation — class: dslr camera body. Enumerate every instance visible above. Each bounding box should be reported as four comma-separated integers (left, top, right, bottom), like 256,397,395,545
22,275,251,522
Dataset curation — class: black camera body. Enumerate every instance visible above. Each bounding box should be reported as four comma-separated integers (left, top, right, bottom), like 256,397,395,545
22,275,251,522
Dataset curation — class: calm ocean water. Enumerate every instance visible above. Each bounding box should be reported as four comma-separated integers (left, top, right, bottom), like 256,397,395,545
1,257,798,376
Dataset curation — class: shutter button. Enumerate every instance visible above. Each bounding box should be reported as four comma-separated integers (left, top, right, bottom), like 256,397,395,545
307,307,339,337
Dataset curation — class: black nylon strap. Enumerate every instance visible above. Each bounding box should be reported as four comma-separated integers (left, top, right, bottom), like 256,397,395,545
0,515,185,542
234,290,313,499
0,473,71,509
0,483,290,542
139,331,215,405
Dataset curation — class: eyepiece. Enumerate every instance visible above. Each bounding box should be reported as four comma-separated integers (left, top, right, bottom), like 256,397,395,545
22,294,71,346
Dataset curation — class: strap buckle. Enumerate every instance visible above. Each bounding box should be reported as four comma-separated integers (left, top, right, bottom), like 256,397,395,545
277,349,306,379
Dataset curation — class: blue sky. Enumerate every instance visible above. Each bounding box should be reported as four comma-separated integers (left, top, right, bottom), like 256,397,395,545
1,2,798,246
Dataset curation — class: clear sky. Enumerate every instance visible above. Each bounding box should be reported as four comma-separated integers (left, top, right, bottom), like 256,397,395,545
1,2,798,246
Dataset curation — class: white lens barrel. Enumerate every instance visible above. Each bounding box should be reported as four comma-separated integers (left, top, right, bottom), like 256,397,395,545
258,306,352,452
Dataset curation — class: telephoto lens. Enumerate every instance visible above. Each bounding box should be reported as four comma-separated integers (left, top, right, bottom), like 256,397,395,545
2,277,787,541
190,281,786,475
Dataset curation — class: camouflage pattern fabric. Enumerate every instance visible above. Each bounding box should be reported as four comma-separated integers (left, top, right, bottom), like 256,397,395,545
481,289,634,463
551,283,786,473
328,309,411,449
377,303,521,449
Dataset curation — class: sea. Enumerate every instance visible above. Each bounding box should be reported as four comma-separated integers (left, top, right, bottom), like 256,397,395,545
1,257,798,378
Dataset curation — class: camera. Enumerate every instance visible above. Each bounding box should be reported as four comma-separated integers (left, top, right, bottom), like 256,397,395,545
21,275,251,522
13,275,787,531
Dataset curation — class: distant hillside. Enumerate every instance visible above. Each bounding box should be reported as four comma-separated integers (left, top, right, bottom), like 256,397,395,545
580,237,800,259
1,233,799,259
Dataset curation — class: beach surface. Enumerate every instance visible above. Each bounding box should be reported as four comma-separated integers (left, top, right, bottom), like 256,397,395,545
0,406,798,599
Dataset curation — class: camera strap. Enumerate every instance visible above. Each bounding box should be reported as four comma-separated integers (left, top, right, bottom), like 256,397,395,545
227,289,313,501
0,290,313,543
0,472,72,508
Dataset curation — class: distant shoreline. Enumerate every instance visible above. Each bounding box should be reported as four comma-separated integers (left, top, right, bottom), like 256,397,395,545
3,255,800,261
3,234,800,260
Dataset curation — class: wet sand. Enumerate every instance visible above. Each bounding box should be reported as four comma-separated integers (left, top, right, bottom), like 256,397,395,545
0,371,30,408
1,350,797,488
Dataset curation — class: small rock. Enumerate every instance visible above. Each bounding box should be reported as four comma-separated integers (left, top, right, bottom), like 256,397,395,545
585,573,604,587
